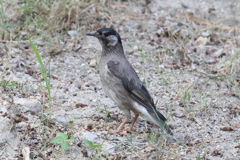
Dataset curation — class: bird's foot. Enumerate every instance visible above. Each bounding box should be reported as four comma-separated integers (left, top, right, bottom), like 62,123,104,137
109,129,127,136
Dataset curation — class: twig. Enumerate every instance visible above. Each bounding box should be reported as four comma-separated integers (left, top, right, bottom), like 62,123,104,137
186,13,239,31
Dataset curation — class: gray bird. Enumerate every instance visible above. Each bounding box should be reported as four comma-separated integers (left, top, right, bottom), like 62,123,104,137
86,28,172,135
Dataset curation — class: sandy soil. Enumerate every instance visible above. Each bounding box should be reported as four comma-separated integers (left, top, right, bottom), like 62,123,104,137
0,0,239,159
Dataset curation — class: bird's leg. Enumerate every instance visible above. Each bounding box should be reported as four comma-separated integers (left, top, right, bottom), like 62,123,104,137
126,114,139,133
109,117,130,135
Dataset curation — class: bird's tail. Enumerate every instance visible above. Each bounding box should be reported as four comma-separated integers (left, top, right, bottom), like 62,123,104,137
150,109,173,135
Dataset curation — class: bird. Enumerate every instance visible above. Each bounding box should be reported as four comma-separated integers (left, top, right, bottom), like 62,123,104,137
86,27,172,135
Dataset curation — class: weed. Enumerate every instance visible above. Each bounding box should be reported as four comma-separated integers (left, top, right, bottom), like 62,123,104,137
155,67,172,86
50,132,74,150
103,105,109,125
146,129,170,159
0,1,10,31
82,140,102,149
82,140,107,159
196,153,202,160
181,83,194,107
147,130,157,142
0,80,17,90
199,92,209,110
29,37,51,105
195,142,205,160
29,37,53,152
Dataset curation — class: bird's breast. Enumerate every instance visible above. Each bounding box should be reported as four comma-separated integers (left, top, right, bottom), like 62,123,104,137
99,61,128,105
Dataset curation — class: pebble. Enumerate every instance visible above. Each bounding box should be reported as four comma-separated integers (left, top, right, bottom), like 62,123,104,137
102,143,115,153
133,45,139,51
52,116,70,124
211,49,223,57
195,36,208,45
80,132,98,141
67,30,78,39
89,59,97,67
13,98,41,113
201,30,211,37
205,58,216,64
73,44,82,52
180,151,185,156
87,150,92,157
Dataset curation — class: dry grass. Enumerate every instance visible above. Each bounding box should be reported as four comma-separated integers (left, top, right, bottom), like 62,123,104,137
0,0,112,42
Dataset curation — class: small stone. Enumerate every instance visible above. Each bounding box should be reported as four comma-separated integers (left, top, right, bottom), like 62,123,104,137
201,30,211,37
211,49,224,58
220,127,233,131
13,98,41,113
89,59,97,67
212,149,222,156
67,30,78,39
84,123,94,131
133,45,138,50
52,116,70,124
195,36,209,45
80,132,98,141
102,143,115,153
73,44,82,52
205,58,216,64
87,150,92,157
180,151,185,156
65,42,74,51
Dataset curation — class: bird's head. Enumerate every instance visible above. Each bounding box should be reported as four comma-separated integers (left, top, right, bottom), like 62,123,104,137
86,28,122,47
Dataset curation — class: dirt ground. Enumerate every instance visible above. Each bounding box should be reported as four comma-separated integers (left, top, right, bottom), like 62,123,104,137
0,0,240,159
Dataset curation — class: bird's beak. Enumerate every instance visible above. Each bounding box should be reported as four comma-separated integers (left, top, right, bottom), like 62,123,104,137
86,31,99,37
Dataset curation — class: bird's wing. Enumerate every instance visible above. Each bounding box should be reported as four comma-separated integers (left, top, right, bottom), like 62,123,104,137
107,60,166,121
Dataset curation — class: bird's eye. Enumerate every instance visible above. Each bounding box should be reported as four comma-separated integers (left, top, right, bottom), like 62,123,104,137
103,33,108,37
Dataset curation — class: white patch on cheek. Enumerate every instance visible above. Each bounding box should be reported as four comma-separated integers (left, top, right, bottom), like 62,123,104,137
107,35,118,46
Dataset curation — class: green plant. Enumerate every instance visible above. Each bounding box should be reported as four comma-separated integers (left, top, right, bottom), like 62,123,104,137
50,132,74,150
155,67,172,86
0,1,10,32
196,153,202,160
29,37,51,105
82,140,102,149
29,37,53,151
0,80,17,88
147,130,157,143
82,139,113,159
146,130,169,159
103,105,109,124
155,137,166,158
199,92,209,110
82,139,106,159
181,83,194,107
195,142,205,160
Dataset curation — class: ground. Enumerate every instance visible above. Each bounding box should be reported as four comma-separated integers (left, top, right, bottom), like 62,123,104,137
0,0,239,159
